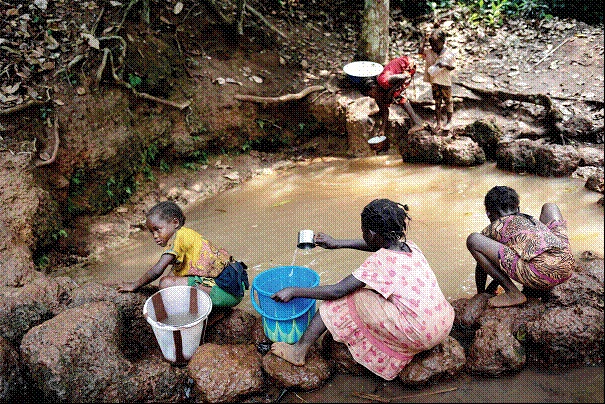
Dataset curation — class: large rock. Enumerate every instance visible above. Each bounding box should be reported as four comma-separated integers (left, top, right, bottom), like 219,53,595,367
443,136,486,166
261,346,331,391
399,133,485,166
398,336,466,386
0,276,77,345
320,332,369,376
20,300,187,402
0,336,24,402
66,282,157,360
525,259,604,365
341,94,380,157
584,169,604,193
534,143,581,176
495,138,541,174
308,90,347,134
452,259,604,375
464,117,503,160
187,343,264,403
576,146,604,168
465,317,527,375
205,308,266,345
399,133,446,163
496,139,581,176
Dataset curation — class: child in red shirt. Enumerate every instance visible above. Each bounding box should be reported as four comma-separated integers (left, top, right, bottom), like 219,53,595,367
362,56,428,138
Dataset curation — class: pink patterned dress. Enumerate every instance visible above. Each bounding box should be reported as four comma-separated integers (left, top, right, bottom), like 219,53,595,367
319,242,455,380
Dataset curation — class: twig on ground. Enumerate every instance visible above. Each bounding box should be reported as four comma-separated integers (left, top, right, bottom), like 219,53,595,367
533,37,571,67
352,386,458,402
0,99,47,115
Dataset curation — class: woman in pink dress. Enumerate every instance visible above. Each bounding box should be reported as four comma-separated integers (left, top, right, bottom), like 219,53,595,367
270,199,455,381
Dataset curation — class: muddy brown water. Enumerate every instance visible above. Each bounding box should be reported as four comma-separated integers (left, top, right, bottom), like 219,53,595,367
88,156,603,402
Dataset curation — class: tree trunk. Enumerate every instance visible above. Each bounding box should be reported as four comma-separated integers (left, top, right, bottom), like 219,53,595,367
357,0,390,65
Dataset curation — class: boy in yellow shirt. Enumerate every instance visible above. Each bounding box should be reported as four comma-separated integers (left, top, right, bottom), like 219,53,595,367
118,201,248,308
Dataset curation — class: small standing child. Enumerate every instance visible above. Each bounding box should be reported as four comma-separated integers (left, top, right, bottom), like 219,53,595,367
419,28,456,131
466,186,576,308
118,201,249,308
269,199,454,381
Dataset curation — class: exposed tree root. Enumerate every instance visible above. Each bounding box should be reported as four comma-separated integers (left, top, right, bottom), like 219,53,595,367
235,85,325,104
0,99,47,115
33,117,60,167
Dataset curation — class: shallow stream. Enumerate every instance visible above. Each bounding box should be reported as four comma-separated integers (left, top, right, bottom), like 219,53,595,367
87,155,604,402
91,156,603,313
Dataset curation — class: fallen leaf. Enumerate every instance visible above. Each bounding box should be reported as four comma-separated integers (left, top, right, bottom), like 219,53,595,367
174,1,184,14
2,82,20,94
225,77,243,85
224,172,240,181
272,200,291,207
81,33,100,50
41,61,55,71
54,99,65,105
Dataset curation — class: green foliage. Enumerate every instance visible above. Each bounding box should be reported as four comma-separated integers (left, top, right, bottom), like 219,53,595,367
189,149,209,164
456,0,602,25
461,0,508,27
60,70,78,85
35,254,50,270
39,106,53,119
51,229,68,240
159,159,170,172
128,73,142,88
251,119,291,152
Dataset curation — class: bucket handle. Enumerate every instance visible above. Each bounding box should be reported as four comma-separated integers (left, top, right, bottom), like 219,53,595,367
250,285,316,322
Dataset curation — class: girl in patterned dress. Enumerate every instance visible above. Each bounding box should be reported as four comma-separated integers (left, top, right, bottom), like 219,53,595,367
270,199,454,381
466,186,576,308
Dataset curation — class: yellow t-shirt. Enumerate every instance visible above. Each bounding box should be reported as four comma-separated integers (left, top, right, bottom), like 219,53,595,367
163,227,232,278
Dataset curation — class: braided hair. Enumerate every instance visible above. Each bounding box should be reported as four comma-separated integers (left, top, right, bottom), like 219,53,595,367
361,199,411,243
146,200,186,227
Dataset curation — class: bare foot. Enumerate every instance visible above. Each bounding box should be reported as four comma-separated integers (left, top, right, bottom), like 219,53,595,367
270,342,306,366
460,293,491,327
488,292,527,308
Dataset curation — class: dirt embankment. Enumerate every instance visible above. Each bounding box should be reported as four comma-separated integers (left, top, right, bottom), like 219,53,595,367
0,1,603,279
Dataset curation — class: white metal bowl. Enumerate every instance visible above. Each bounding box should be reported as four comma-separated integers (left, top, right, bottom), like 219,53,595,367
343,61,384,84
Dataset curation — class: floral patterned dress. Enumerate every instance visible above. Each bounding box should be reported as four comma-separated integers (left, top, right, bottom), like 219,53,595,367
319,242,455,380
482,214,575,290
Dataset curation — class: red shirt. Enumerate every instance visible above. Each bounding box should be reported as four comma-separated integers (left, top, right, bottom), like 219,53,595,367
376,56,416,90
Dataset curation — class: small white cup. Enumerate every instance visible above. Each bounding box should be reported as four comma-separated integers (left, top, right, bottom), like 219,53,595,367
297,230,315,250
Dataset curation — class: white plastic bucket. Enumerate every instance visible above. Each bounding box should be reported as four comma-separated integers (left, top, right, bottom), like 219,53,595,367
143,285,212,365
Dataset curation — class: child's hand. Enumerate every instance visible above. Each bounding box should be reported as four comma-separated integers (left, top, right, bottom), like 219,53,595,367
314,232,338,249
271,287,297,303
117,282,137,293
